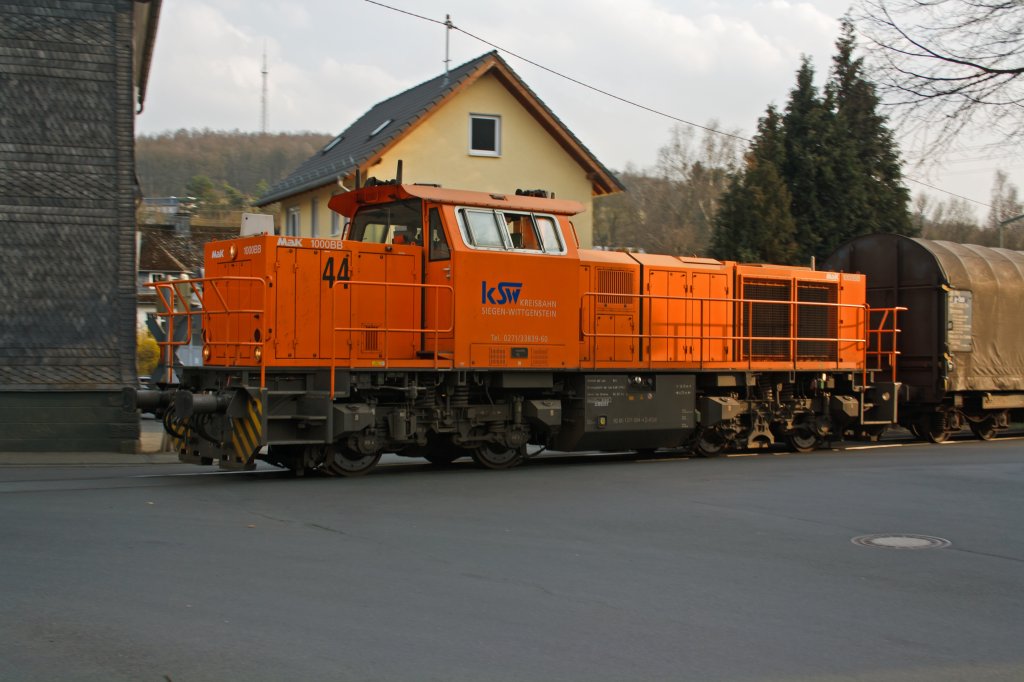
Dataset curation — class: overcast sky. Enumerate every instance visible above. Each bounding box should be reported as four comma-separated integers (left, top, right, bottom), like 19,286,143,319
139,0,1018,218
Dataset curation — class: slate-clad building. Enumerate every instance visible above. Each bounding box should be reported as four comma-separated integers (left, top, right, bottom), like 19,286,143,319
0,0,161,451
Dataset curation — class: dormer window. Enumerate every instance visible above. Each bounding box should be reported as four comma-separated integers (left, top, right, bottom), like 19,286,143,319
369,119,392,137
321,134,343,154
469,114,500,156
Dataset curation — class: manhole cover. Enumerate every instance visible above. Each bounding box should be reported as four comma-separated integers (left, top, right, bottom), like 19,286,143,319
851,534,951,550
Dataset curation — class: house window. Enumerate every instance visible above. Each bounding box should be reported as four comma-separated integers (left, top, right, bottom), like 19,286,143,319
286,207,300,236
469,114,500,156
310,198,319,237
331,211,341,236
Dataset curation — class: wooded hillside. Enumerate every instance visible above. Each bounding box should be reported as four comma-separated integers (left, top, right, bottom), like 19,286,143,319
136,129,332,199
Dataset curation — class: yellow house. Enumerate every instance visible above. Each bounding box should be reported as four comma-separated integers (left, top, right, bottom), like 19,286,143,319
255,52,623,246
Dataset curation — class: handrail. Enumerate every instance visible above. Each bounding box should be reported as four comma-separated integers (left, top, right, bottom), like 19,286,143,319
147,276,268,387
864,306,905,384
328,279,455,396
581,290,873,370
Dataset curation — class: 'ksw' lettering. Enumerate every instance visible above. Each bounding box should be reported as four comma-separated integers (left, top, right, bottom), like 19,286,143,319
481,281,523,305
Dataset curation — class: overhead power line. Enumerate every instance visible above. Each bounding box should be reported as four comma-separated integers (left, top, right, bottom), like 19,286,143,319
364,0,749,143
365,0,993,209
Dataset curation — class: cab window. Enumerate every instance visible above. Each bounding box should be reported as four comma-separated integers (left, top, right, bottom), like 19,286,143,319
462,209,507,249
457,207,565,254
347,199,423,245
503,212,542,251
535,216,563,252
428,208,450,261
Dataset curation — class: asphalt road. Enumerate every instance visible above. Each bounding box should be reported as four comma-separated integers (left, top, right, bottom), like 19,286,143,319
1,439,1023,682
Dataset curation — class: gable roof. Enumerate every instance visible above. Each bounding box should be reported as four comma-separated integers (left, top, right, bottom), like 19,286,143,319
256,51,623,206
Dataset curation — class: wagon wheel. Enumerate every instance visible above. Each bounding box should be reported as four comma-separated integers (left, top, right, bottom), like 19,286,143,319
917,414,949,444
322,444,381,477
787,430,822,453
969,417,998,441
693,430,725,458
471,443,524,470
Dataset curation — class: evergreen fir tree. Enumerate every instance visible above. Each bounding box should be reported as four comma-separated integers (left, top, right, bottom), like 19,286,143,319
711,107,799,263
782,58,834,264
713,21,914,265
823,17,914,252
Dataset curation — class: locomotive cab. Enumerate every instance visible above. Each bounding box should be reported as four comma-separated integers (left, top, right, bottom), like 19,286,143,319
328,184,585,371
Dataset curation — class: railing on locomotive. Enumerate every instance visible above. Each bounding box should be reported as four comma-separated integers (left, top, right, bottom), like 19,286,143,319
864,307,906,383
580,290,876,371
147,276,269,388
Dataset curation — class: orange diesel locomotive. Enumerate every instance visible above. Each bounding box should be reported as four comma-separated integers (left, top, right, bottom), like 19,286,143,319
139,179,901,475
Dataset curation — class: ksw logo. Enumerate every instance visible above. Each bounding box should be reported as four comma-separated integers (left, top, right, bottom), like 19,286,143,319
481,281,523,305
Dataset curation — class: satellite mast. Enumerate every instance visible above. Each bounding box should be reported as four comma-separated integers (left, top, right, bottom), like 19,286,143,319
261,43,269,134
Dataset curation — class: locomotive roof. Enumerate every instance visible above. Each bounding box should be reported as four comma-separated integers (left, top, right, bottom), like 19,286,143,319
328,184,586,218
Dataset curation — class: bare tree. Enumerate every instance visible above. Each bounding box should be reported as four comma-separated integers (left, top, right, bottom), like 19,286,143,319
855,0,1024,151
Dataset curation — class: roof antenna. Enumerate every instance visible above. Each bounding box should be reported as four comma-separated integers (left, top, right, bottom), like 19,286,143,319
443,14,452,86
260,41,269,134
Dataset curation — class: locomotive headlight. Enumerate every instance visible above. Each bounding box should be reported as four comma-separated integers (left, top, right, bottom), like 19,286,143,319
229,244,238,260
881,391,891,402
254,347,263,362
202,346,211,361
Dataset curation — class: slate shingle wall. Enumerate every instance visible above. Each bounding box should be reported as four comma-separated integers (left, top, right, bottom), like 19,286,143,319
0,0,139,451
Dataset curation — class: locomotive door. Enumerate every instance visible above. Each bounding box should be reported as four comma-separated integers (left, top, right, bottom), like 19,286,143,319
422,205,455,357
689,270,731,364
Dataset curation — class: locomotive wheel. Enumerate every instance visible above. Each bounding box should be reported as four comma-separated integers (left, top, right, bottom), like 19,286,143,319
787,430,821,453
323,446,381,477
917,415,950,444
472,443,524,470
693,430,725,458
969,418,998,441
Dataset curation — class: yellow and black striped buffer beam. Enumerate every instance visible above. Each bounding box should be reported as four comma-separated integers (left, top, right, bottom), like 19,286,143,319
229,392,264,466
171,416,190,455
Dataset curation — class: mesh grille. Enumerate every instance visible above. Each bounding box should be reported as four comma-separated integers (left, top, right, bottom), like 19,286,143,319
797,283,838,360
742,279,791,360
362,326,380,352
597,269,634,306
489,347,506,366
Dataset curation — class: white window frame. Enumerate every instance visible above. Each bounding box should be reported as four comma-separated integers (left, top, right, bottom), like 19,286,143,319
286,207,300,236
455,207,566,255
469,114,501,157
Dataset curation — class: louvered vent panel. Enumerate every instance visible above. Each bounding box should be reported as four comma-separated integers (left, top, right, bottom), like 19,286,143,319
597,269,634,306
742,279,791,360
362,326,380,352
797,282,838,360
